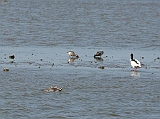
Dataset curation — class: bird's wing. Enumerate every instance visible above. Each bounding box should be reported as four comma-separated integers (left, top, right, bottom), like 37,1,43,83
95,52,101,56
134,59,140,64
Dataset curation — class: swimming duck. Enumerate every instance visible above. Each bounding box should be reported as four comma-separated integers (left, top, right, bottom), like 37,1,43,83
43,86,62,92
130,53,141,71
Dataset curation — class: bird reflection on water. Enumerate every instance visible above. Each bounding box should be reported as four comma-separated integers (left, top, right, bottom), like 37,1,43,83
9,54,15,63
94,57,103,61
68,58,78,63
130,71,140,77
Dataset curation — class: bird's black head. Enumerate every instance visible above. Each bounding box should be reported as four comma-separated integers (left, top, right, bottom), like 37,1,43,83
9,55,15,59
76,55,79,58
131,54,133,60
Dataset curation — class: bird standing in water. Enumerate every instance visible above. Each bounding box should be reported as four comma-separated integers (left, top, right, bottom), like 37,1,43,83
130,53,141,71
9,54,15,59
94,51,104,58
67,51,79,58
9,54,15,63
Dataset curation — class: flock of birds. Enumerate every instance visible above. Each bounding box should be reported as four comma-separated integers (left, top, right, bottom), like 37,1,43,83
7,50,141,72
67,50,141,72
5,50,142,92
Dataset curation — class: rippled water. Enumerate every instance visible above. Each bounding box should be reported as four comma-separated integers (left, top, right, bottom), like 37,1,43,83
0,0,160,118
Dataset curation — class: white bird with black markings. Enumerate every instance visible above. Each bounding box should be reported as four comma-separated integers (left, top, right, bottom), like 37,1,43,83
94,51,104,58
130,53,141,71
67,50,79,58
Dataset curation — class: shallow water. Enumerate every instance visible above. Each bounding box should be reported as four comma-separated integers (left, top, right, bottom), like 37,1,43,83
0,0,160,119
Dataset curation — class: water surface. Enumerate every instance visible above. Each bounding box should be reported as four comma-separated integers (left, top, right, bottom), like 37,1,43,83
0,0,160,119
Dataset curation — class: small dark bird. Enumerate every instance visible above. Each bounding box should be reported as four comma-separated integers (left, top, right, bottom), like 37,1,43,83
9,54,15,59
94,51,104,58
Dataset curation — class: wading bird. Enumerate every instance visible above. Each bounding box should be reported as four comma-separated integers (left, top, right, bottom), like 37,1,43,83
94,51,104,58
67,50,79,58
130,53,141,71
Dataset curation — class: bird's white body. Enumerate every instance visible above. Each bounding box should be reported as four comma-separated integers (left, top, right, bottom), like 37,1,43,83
67,51,79,58
130,59,141,68
130,54,141,71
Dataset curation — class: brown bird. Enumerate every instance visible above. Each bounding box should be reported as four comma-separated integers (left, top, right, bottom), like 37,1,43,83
94,51,104,58
43,86,62,92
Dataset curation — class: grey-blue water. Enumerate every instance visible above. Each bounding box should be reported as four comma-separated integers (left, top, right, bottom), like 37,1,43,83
0,0,160,118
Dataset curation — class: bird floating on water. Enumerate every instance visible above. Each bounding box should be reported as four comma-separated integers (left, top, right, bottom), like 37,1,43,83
43,86,62,92
3,68,9,72
94,51,104,58
130,53,141,71
67,50,79,58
